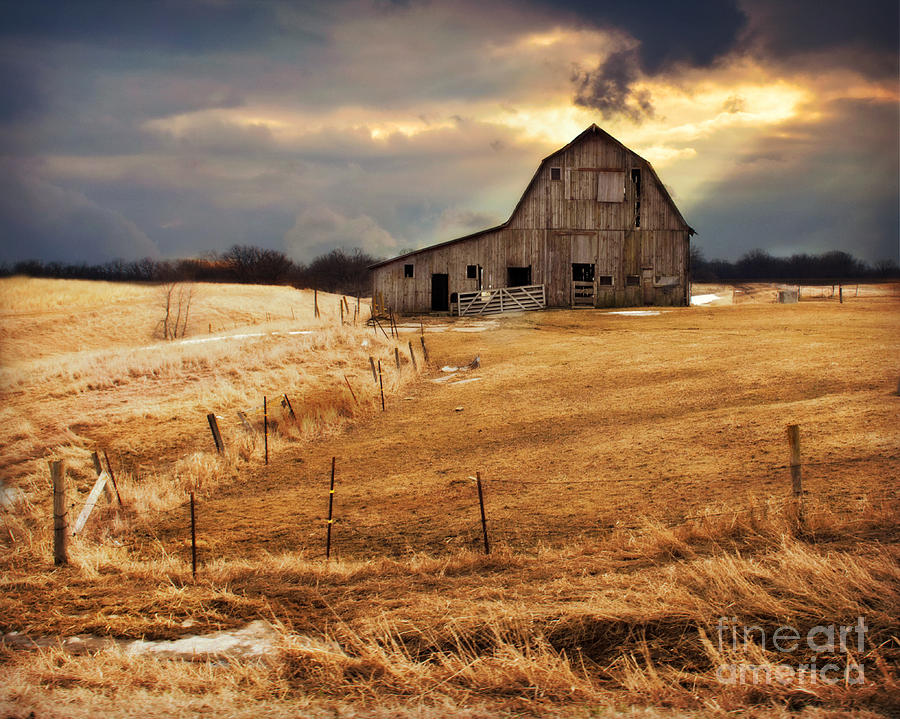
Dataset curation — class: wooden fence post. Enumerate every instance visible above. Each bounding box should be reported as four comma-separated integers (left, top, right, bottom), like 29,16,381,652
237,411,254,433
420,336,429,364
207,413,224,454
282,393,296,419
340,300,344,324
378,360,385,411
190,491,197,579
408,341,418,371
103,450,123,507
264,396,268,465
325,457,336,561
476,472,490,555
839,285,843,303
369,356,378,384
342,374,359,405
373,316,389,340
394,346,401,370
51,460,67,566
314,289,319,318
91,451,114,503
787,424,803,523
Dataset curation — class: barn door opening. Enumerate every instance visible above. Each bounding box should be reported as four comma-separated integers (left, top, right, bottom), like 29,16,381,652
507,266,531,287
431,273,449,312
572,263,595,307
641,268,654,305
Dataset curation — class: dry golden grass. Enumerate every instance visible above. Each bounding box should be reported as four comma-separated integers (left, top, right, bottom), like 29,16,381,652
0,278,403,526
1,510,897,717
1,277,898,718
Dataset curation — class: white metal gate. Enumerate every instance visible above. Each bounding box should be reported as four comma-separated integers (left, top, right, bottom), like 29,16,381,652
457,284,546,316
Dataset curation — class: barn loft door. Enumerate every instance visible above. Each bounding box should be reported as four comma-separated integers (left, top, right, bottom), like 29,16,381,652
431,274,449,312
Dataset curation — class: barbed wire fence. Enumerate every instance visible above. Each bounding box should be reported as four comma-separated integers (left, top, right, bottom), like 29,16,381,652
136,448,898,574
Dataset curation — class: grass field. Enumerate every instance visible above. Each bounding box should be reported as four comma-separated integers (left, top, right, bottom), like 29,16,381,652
1,277,898,718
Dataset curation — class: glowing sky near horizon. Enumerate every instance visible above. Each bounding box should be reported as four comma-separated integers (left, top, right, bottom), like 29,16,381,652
0,0,897,265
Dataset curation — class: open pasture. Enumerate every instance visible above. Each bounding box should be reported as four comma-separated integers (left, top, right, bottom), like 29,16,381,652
1,278,898,718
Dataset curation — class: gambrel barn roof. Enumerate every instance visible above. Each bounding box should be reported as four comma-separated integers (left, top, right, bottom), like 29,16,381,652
371,124,694,270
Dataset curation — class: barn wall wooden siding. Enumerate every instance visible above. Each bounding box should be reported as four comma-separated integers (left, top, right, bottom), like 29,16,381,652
372,127,692,313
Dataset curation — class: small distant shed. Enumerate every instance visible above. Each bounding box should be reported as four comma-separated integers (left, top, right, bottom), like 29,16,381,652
777,289,799,304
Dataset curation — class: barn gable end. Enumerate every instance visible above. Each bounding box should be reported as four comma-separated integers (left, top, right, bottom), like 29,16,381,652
371,124,693,314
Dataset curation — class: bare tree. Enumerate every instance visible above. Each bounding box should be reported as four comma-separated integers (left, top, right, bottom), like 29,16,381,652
158,282,196,339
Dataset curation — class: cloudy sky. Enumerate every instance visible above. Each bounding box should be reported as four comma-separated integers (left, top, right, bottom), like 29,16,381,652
0,0,897,266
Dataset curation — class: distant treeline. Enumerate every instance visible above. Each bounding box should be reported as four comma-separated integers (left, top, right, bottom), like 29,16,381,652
4,245,898,292
691,248,899,282
1,246,380,296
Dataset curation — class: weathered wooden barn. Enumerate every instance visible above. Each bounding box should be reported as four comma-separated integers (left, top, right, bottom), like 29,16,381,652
370,124,694,315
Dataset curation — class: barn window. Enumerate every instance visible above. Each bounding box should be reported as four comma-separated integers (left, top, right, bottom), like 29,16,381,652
598,275,613,286
404,264,414,278
572,263,595,282
626,275,640,286
467,264,483,290
550,167,561,181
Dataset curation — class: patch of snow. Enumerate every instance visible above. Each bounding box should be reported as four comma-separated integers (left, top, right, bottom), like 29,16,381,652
125,621,278,660
451,320,499,333
448,377,483,385
141,329,317,351
690,294,719,306
0,481,24,507
441,357,479,373
430,373,458,383
605,310,662,316
2,621,343,663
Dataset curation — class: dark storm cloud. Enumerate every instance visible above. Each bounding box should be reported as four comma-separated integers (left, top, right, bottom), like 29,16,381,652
0,52,46,123
687,98,899,263
542,0,748,72
0,0,284,54
548,0,898,119
545,0,747,120
0,163,160,264
741,0,899,77
572,49,655,122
